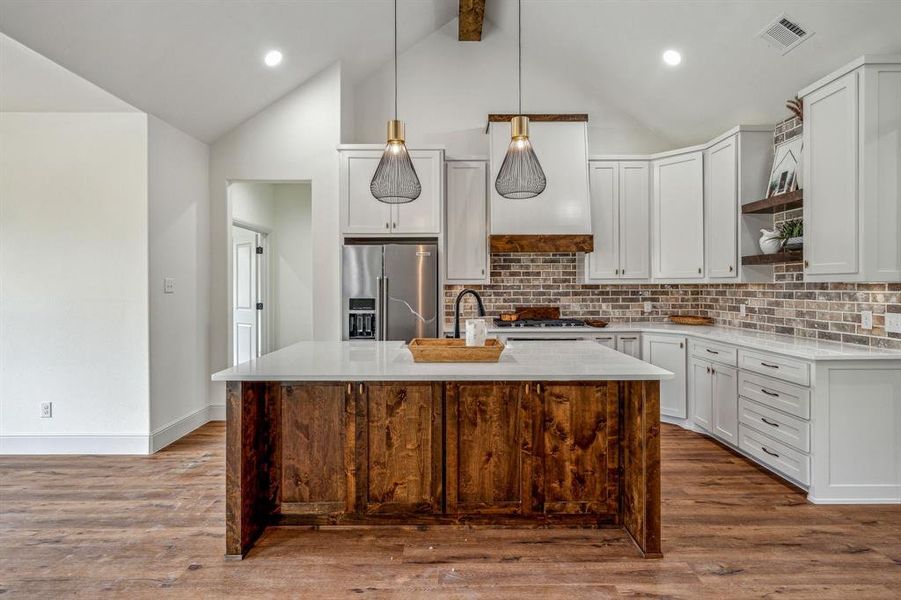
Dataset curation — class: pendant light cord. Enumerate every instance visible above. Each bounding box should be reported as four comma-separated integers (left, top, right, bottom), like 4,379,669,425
518,0,522,116
394,0,398,120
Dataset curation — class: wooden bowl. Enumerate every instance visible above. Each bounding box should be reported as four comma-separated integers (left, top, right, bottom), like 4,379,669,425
499,313,519,322
408,338,506,363
669,315,714,326
584,319,609,328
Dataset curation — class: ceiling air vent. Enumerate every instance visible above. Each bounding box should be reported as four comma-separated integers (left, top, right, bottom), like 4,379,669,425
758,14,813,55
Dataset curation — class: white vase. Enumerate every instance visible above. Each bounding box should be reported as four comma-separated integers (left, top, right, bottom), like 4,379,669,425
759,228,782,254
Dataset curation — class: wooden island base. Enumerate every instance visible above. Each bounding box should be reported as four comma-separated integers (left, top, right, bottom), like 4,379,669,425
226,380,661,559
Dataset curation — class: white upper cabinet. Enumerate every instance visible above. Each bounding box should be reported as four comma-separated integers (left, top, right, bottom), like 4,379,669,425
585,161,649,281
705,136,738,278
340,148,443,235
803,72,859,276
446,161,489,283
652,151,704,279
586,162,619,279
488,121,590,234
801,57,901,282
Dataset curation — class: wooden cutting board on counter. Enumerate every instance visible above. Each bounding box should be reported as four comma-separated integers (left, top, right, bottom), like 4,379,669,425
513,306,560,320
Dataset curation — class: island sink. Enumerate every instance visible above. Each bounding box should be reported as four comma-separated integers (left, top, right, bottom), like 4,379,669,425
213,340,671,559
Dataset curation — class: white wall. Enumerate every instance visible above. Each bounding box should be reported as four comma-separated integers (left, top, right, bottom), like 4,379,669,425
354,20,670,156
147,115,211,450
209,62,344,407
0,112,150,453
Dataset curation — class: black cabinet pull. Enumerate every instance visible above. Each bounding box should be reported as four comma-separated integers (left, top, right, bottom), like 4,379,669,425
706,349,719,355
761,446,779,457
761,388,780,397
761,362,780,369
761,417,780,428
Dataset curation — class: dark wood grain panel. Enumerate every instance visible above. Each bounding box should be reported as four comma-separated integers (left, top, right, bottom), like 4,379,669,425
362,382,442,514
458,0,485,41
490,234,594,253
541,382,619,516
448,382,529,514
621,380,662,558
225,381,280,558
488,113,589,123
280,383,351,515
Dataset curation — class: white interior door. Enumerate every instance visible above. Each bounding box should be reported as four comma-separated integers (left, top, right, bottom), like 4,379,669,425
233,226,258,365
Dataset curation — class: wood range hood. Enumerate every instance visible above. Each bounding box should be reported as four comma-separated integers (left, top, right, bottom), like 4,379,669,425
488,114,593,253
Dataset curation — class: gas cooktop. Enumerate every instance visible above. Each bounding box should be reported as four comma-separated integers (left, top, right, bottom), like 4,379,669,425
493,318,586,328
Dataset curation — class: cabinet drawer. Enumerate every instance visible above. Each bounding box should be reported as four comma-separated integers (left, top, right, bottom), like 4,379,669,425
738,349,810,386
738,371,810,419
738,424,810,486
739,398,810,453
689,339,737,366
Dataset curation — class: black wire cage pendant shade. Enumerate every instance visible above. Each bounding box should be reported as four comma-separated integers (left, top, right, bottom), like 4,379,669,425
371,0,421,204
495,0,546,199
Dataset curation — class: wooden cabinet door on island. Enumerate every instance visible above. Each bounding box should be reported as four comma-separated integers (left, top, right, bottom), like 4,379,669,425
280,383,355,516
356,382,443,516
445,383,533,515
539,382,619,518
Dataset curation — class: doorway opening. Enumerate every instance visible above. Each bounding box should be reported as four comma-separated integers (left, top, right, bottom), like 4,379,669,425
229,181,313,366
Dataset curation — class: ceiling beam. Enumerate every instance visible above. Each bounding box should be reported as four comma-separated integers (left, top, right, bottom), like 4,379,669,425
459,0,486,41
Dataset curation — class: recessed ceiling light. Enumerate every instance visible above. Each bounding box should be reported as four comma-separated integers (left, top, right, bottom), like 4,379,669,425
264,50,283,67
662,49,682,66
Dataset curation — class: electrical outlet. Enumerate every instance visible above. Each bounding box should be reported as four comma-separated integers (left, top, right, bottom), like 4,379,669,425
886,312,901,334
861,310,874,330
643,301,652,314
164,277,175,294
40,402,52,418
740,303,747,317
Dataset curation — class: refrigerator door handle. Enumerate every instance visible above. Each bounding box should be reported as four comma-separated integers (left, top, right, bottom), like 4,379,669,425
378,276,388,341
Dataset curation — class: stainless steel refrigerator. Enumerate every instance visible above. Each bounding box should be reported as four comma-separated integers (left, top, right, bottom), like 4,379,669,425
342,242,438,341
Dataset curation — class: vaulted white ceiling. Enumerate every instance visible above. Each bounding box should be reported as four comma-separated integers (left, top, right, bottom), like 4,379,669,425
1,0,899,146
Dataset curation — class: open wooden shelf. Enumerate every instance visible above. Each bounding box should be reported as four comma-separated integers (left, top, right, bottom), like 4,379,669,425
741,250,803,266
742,190,803,215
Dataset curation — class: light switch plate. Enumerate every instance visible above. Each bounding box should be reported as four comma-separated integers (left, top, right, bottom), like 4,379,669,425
643,301,652,314
40,402,52,418
886,312,901,334
861,310,873,330
164,277,175,294
740,303,747,317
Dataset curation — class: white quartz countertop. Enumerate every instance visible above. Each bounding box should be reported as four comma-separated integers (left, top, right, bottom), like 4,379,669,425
488,322,901,361
211,340,674,382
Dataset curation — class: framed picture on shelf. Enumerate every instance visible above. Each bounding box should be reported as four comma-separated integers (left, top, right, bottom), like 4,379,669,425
767,137,802,197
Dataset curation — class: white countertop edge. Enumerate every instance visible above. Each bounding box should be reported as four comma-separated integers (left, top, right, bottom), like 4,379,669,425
212,374,675,382
483,323,901,362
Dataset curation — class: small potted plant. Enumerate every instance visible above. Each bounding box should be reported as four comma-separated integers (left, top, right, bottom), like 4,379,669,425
780,218,803,251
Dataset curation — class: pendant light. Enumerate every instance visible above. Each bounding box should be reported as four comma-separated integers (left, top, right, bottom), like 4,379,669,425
370,0,421,204
495,0,546,199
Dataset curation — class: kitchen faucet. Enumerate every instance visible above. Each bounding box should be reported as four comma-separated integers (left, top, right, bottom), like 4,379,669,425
453,289,486,338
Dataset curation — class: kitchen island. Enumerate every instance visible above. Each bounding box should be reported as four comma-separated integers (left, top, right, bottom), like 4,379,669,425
212,340,673,559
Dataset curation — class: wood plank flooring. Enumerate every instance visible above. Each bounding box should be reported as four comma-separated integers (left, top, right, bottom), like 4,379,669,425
1,423,898,598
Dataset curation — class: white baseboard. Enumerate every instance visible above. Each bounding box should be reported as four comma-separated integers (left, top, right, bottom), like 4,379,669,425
207,404,225,421
0,434,150,455
150,405,214,453
1,403,227,455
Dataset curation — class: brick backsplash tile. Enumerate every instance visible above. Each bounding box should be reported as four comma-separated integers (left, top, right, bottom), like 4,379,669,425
444,252,901,350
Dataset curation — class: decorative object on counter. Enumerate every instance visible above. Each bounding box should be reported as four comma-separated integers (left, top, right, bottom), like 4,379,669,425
408,338,505,362
453,288,486,338
494,0,546,200
759,227,783,254
767,137,802,197
370,0,421,204
779,218,804,251
669,315,714,326
499,312,519,322
786,95,803,121
585,319,609,328
464,318,488,346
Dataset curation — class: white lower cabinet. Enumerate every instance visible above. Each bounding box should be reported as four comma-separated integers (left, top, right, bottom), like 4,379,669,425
593,334,616,349
616,334,641,358
642,334,687,419
689,356,738,444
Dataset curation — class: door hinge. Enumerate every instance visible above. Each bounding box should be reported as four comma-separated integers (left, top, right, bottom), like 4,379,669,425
256,302,264,310
256,246,263,254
